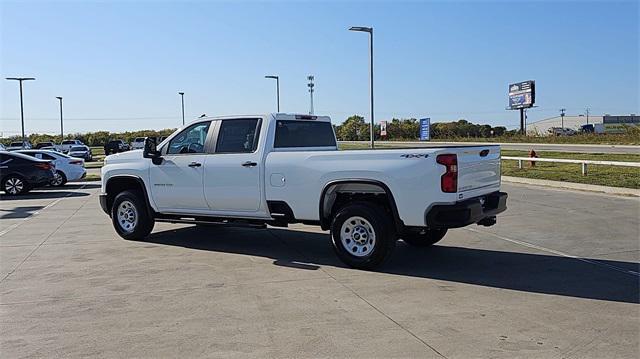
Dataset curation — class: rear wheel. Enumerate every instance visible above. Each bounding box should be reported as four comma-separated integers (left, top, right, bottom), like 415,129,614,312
2,175,27,195
50,171,67,187
111,190,155,240
331,202,396,270
402,228,448,247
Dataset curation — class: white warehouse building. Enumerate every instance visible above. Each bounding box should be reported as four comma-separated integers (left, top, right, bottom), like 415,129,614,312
526,115,603,136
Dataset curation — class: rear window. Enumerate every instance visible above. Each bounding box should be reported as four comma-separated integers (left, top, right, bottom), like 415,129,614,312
274,120,336,148
70,146,85,151
10,142,23,146
62,140,76,145
134,137,145,142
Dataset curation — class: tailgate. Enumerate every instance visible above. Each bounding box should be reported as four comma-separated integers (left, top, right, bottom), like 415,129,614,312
455,146,501,192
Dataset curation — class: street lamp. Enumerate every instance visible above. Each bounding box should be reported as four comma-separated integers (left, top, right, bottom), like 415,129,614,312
56,97,64,142
560,108,566,135
349,26,375,149
178,92,185,125
265,75,280,112
5,77,36,147
307,75,315,114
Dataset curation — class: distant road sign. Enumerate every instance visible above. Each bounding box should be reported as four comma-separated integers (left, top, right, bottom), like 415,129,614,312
420,118,430,141
380,121,387,136
508,80,535,109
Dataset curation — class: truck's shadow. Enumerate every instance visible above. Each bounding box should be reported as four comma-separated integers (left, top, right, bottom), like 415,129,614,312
145,225,639,304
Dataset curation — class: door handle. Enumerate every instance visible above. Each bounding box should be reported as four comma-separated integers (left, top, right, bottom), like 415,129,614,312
188,161,202,168
242,161,258,167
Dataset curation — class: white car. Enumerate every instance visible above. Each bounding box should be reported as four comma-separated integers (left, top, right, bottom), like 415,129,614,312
60,139,85,153
18,150,86,186
130,137,146,150
100,113,507,269
6,141,32,151
68,145,93,161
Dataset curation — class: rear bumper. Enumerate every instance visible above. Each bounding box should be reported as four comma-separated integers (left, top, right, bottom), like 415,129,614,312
426,191,508,228
99,194,109,215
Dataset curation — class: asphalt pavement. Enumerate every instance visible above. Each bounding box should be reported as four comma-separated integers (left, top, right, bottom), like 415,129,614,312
1,182,638,358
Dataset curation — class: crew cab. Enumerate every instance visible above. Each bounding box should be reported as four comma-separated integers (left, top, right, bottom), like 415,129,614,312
100,114,507,269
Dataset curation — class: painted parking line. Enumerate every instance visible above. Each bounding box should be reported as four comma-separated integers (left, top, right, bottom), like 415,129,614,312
466,227,640,277
0,183,87,237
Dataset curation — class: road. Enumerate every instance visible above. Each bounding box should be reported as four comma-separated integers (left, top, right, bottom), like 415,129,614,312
1,183,638,358
341,141,640,154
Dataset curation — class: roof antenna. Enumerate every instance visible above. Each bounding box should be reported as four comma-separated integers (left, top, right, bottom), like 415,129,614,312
199,113,206,118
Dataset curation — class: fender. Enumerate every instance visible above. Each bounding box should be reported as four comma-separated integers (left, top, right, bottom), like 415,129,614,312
318,179,404,232
103,175,156,217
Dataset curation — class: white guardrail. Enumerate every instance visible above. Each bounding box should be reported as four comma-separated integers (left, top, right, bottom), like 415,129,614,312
502,156,640,176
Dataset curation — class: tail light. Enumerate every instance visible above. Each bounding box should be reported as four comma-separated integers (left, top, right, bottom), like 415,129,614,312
436,154,458,193
34,162,53,171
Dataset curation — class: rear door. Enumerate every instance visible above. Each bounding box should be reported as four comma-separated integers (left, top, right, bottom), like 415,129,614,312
149,121,212,211
454,146,501,193
204,118,262,212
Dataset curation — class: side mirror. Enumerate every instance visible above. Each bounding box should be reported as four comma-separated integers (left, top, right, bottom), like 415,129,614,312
143,137,162,164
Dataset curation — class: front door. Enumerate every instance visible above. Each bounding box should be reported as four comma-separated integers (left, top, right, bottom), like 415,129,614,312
204,118,262,212
149,121,211,211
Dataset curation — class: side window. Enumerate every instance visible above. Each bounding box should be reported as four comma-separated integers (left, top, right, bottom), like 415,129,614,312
41,153,56,160
167,122,211,154
215,119,261,153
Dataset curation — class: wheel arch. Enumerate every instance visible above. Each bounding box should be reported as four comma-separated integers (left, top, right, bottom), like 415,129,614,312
318,179,404,232
104,175,155,217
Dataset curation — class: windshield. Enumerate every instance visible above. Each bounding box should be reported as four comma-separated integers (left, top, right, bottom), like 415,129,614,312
10,142,24,146
70,146,86,151
62,140,76,145
134,137,145,142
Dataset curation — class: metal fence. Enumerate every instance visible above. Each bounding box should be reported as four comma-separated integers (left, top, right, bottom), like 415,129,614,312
502,156,640,176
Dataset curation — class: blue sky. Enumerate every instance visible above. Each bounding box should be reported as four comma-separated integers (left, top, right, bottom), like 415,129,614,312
1,0,638,135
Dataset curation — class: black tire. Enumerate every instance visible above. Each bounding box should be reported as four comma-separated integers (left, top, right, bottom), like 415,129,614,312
402,228,448,247
330,202,396,270
50,170,67,187
111,190,155,240
2,174,27,195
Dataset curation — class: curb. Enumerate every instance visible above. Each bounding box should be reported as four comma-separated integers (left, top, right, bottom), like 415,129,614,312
502,176,640,197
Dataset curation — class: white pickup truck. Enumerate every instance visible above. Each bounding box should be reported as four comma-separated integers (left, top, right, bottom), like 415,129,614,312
100,113,507,269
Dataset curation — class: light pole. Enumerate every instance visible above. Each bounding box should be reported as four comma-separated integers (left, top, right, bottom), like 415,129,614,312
307,75,315,114
56,97,63,141
265,75,280,112
349,26,374,148
585,107,590,125
5,77,35,147
560,108,566,135
178,92,185,125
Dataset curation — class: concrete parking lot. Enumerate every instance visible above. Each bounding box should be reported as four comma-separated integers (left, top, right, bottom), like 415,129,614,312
1,182,638,358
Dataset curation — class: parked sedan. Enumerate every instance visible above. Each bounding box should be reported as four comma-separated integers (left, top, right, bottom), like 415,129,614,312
6,141,32,151
130,137,146,150
68,145,93,161
0,152,55,195
18,150,86,186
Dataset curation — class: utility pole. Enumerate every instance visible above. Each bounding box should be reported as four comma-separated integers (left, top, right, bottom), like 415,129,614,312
307,75,315,114
349,26,374,148
585,107,590,125
178,92,185,125
560,108,566,135
56,97,63,141
5,77,36,147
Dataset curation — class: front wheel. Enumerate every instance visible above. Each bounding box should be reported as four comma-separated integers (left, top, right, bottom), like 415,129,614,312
331,202,396,270
402,228,448,247
111,190,155,240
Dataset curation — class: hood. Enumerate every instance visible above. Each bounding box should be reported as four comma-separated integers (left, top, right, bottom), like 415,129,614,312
104,149,143,164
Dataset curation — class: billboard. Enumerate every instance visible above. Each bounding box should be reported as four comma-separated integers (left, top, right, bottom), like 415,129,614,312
508,80,535,109
419,118,430,141
380,121,387,136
